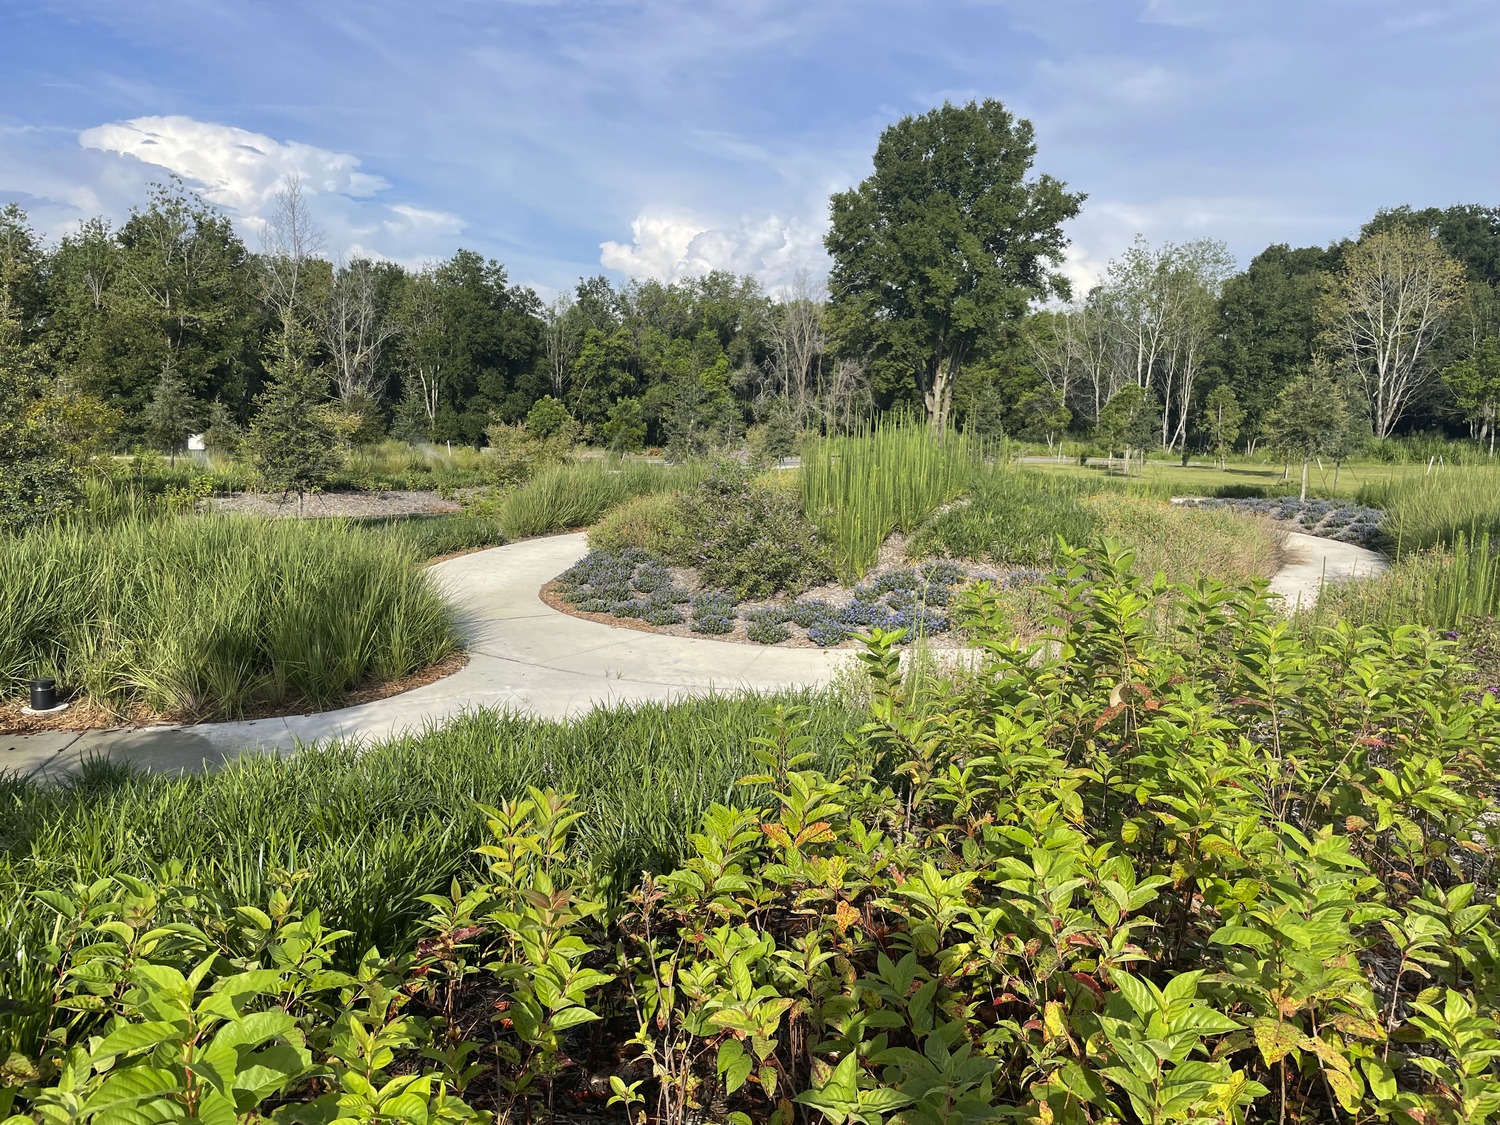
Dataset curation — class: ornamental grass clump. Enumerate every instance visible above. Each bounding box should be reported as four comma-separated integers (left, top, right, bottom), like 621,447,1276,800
1361,464,1500,554
0,515,455,719
801,421,980,580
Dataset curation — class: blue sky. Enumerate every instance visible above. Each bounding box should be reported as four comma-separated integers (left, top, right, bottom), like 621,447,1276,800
3,0,1498,295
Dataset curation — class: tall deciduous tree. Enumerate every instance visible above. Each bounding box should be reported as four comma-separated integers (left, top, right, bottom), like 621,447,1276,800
259,175,326,349
1214,243,1339,446
1104,237,1235,451
1444,337,1500,454
1263,359,1353,500
323,257,398,406
1025,293,1120,428
766,269,826,427
825,99,1083,434
112,179,257,408
1320,227,1466,437
1201,385,1244,468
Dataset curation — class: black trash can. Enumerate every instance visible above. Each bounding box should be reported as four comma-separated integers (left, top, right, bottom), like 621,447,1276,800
28,678,57,711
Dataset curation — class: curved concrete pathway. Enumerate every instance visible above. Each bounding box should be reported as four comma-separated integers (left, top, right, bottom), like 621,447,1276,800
1269,531,1387,611
2,533,853,779
2,528,1388,778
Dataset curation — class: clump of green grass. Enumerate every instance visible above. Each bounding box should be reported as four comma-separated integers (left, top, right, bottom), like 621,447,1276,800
0,516,456,720
1359,465,1500,554
1086,495,1288,585
1312,532,1500,631
348,511,509,558
0,692,856,1034
801,424,980,580
908,467,1097,565
487,459,708,539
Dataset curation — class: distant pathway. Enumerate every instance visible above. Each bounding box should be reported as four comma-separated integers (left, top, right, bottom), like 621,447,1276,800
2,527,1387,779
1269,531,1388,611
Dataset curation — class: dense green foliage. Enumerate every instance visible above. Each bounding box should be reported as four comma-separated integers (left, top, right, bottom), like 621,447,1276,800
824,99,1083,433
6,145,1500,477
908,468,1096,566
243,329,341,496
0,694,857,1048
801,424,980,580
666,464,832,598
6,548,1500,1124
0,516,455,719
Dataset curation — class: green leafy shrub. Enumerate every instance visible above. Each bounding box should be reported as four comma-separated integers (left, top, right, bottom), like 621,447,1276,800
0,515,455,720
481,419,574,490
7,546,1500,1124
587,491,684,555
669,462,832,598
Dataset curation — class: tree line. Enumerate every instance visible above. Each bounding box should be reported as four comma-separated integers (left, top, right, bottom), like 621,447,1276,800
3,99,1500,475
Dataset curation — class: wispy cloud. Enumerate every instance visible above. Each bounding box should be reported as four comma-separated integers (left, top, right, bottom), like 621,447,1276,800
71,116,465,265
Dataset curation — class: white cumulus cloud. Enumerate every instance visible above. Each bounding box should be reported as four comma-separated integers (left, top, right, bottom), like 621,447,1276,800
70,115,462,265
600,207,829,290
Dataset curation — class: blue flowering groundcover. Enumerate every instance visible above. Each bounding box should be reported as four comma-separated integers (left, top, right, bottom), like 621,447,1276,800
1180,497,1384,549
554,549,1038,646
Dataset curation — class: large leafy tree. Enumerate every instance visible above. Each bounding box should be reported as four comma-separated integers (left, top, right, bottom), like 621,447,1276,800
1444,336,1500,454
1263,358,1359,500
0,206,114,529
1213,243,1340,445
1363,203,1500,287
825,99,1083,434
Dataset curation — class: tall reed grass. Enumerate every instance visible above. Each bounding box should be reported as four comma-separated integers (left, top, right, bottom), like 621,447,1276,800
1358,465,1500,554
1312,532,1500,631
907,467,1097,566
0,516,456,719
801,424,981,580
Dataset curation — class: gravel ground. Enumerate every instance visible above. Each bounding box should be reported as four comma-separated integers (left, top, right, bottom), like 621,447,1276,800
209,490,463,518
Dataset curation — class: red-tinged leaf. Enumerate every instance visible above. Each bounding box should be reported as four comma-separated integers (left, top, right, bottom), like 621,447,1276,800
1072,973,1105,1002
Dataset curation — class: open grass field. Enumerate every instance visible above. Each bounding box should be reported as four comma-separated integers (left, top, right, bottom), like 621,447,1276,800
1020,454,1433,500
